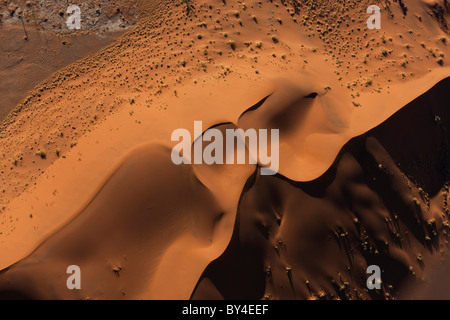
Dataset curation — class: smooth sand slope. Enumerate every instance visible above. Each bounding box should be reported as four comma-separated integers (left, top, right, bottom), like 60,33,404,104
193,76,450,299
1,0,450,299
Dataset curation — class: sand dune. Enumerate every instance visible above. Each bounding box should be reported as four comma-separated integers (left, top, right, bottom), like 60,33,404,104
0,145,224,299
193,76,450,299
1,0,450,300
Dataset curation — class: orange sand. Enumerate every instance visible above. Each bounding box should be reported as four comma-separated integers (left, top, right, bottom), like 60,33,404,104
1,0,450,299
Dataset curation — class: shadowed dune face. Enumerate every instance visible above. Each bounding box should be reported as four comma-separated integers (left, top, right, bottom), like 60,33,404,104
191,122,257,205
238,81,347,139
191,78,450,300
237,79,352,180
371,78,450,197
4,0,450,301
2,77,450,300
0,145,225,299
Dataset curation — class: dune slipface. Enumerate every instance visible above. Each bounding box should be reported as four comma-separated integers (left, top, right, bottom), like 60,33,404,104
0,145,225,299
2,0,450,301
193,77,450,300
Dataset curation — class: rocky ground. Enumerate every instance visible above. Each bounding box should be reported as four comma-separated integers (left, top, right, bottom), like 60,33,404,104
0,0,138,33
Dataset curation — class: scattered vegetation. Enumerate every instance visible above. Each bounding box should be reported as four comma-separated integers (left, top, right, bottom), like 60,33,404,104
229,40,236,50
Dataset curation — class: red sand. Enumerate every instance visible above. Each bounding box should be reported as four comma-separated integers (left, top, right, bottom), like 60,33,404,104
1,0,450,299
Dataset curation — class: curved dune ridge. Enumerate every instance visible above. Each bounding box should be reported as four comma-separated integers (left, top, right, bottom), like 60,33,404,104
1,75,450,300
2,0,450,300
193,76,450,300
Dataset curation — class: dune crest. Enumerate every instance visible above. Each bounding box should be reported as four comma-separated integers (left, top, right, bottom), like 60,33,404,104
2,0,450,299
